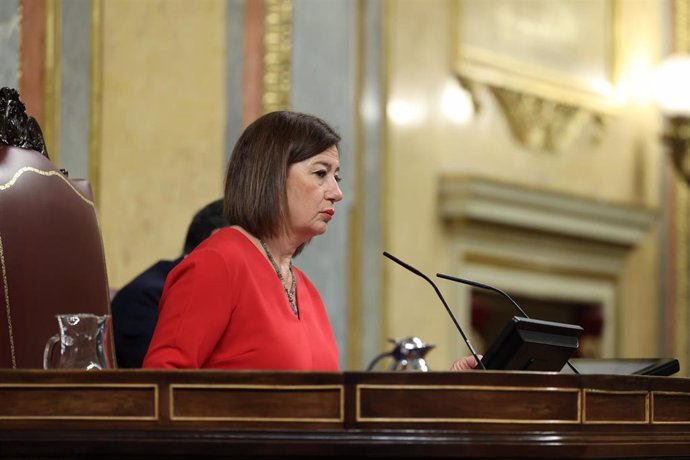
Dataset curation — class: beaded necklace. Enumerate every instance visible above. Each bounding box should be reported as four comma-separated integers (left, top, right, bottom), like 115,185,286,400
260,239,298,317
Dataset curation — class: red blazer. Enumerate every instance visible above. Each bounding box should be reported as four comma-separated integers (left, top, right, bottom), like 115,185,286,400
143,228,339,370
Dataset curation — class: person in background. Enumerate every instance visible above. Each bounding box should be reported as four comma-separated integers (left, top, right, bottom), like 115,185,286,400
111,199,228,368
142,111,478,371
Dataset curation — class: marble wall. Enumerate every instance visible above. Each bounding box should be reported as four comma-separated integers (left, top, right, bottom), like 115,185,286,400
0,0,18,90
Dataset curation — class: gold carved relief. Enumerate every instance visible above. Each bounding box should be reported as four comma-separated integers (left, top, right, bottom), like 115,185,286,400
263,0,292,113
453,0,619,153
489,87,605,152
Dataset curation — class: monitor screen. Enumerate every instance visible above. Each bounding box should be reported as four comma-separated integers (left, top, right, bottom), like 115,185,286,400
560,358,680,376
480,316,584,372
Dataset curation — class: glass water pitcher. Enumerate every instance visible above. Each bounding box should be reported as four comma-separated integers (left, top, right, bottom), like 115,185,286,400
43,313,115,370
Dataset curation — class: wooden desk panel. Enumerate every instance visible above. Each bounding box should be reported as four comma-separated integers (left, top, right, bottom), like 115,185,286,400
355,384,580,423
0,370,689,458
0,383,157,420
653,391,690,423
170,384,343,422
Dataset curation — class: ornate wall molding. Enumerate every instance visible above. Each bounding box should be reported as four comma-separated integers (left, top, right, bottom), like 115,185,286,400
439,174,657,358
453,0,620,153
489,86,606,153
439,174,656,248
262,0,292,113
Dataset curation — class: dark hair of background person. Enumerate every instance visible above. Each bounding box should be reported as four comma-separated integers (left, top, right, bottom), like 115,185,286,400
223,111,341,255
111,198,228,368
183,199,227,254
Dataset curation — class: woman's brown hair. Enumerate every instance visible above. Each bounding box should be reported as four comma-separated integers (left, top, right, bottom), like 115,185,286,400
224,111,341,246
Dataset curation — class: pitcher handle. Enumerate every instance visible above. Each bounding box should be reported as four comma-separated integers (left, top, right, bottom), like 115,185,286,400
43,334,60,369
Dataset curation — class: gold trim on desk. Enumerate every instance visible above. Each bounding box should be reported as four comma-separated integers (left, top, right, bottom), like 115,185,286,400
356,384,581,424
582,389,649,424
0,383,159,421
169,383,344,423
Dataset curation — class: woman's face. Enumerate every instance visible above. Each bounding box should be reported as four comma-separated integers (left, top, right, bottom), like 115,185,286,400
285,146,343,242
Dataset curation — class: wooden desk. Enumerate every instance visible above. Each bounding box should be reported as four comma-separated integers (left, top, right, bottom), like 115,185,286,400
1,370,689,458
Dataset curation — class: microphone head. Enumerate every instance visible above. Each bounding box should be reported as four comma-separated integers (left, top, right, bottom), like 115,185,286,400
382,251,425,278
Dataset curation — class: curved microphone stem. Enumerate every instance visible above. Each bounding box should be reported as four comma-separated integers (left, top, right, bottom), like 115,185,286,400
436,272,580,375
437,273,529,318
382,252,486,370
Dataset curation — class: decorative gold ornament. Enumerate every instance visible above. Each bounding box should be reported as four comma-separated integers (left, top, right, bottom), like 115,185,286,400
263,0,293,113
662,116,690,185
489,86,606,153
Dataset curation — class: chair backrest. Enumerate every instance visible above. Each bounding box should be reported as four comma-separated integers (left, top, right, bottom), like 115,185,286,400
0,145,111,368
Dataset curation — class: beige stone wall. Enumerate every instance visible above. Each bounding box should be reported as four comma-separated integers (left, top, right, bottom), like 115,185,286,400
98,0,226,288
383,0,664,369
83,0,675,371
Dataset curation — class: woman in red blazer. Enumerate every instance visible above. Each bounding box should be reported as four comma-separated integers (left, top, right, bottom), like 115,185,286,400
143,111,477,371
144,111,343,370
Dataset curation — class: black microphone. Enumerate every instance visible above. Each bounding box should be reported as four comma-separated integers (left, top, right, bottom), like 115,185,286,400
382,251,486,370
436,272,580,375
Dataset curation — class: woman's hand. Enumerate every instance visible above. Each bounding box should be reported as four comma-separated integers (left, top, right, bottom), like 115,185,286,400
450,355,482,371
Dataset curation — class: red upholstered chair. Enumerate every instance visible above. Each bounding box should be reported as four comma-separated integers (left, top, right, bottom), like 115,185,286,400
0,145,112,368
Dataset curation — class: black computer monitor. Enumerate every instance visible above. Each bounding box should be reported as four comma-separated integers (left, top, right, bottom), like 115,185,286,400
560,358,680,376
481,316,584,371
